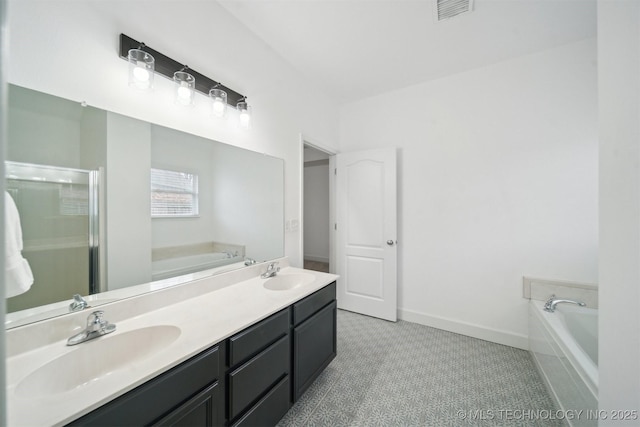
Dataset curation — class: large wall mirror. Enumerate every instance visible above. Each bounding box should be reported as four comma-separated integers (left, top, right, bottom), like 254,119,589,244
5,84,284,328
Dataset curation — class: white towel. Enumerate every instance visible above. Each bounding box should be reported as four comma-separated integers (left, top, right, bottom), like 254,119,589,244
5,191,34,298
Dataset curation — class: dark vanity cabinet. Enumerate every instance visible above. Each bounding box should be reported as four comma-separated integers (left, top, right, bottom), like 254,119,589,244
292,282,337,401
68,281,337,427
227,309,291,426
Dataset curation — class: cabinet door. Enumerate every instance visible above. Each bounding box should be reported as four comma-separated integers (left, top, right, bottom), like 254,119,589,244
293,301,337,401
154,382,220,427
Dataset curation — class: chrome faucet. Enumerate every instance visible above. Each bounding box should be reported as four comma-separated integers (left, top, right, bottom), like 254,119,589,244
543,294,586,313
67,310,116,346
260,262,280,279
69,294,88,312
244,257,256,266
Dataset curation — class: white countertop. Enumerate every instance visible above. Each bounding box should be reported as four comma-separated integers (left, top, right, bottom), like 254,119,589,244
6,264,338,426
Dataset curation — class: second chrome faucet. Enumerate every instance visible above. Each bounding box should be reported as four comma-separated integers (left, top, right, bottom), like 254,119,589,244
260,262,280,279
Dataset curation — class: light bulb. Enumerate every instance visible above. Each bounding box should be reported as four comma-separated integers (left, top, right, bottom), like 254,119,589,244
173,71,196,106
209,88,227,117
128,49,154,90
212,98,225,116
133,65,150,82
239,111,251,128
237,101,251,129
177,84,191,100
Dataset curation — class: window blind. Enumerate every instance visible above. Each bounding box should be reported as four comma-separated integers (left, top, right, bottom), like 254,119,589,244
150,168,199,217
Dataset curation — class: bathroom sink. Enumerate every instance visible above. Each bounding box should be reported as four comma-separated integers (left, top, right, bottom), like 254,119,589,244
16,325,181,397
263,273,315,291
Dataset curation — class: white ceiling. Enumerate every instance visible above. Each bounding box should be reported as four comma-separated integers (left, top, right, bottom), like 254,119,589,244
218,0,597,105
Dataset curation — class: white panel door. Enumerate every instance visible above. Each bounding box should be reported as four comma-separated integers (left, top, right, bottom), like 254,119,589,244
336,148,397,321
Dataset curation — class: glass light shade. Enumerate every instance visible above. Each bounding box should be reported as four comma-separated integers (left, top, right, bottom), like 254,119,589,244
237,101,252,129
209,88,227,117
127,48,155,90
173,71,196,106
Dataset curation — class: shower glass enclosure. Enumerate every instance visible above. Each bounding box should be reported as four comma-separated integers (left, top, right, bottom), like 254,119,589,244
5,161,100,313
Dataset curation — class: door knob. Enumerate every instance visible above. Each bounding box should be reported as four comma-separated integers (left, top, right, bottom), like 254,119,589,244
386,240,395,246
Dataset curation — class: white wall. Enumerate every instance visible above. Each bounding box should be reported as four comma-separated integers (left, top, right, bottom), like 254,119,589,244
597,0,640,417
105,113,152,290
339,38,598,347
210,143,284,262
7,86,84,167
6,0,340,268
304,161,330,262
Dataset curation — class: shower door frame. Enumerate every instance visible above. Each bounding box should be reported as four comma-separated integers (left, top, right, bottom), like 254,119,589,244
5,160,102,296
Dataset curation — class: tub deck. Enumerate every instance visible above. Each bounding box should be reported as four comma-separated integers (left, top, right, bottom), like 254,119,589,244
529,300,598,426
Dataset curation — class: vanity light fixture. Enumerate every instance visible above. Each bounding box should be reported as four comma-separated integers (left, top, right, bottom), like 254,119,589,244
173,68,196,106
237,98,252,129
119,34,248,117
209,86,227,117
127,46,155,90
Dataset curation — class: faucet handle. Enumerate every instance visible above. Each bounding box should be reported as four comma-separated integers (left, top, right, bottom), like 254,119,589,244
88,310,103,321
269,261,280,270
260,261,280,278
543,294,555,311
87,310,107,330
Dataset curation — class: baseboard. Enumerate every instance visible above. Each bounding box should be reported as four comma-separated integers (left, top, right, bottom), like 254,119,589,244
397,308,529,350
303,255,330,263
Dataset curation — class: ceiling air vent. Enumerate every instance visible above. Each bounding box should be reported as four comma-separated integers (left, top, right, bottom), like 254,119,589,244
436,0,474,21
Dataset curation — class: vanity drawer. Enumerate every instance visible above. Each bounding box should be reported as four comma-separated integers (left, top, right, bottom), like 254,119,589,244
293,282,336,326
231,376,290,427
68,345,222,426
228,335,289,421
229,308,289,367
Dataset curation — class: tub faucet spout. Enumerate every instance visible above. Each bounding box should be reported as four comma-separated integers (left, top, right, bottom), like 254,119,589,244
544,294,586,313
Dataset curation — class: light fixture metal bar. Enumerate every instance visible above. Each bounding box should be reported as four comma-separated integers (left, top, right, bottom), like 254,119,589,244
119,33,246,107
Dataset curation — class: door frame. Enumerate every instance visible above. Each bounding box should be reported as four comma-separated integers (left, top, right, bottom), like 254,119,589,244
299,133,337,273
